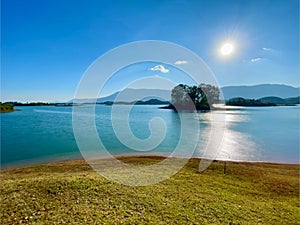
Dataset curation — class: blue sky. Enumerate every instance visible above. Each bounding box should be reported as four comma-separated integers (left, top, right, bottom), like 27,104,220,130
1,0,299,102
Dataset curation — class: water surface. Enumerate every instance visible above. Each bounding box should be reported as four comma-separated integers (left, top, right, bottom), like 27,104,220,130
1,105,299,169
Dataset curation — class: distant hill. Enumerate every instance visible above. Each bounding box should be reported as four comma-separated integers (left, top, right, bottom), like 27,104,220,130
221,84,300,100
72,88,171,103
226,98,276,107
259,96,300,105
226,96,299,107
259,97,285,105
102,99,170,106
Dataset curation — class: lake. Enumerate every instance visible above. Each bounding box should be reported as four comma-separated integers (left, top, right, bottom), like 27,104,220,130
1,105,299,169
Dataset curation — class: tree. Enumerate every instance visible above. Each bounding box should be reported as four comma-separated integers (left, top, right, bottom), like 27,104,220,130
170,84,220,111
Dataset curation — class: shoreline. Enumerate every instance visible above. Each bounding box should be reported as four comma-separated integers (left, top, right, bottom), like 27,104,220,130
1,153,299,172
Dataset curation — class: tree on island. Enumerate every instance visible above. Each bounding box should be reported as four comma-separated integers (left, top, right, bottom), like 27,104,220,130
167,84,220,111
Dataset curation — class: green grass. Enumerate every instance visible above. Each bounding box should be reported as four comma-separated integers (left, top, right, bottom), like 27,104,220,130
0,103,14,113
1,157,299,224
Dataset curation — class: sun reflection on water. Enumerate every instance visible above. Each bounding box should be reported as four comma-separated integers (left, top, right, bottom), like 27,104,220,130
196,110,260,162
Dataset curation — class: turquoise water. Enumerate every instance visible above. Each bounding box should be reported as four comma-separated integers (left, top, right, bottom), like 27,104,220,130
1,105,299,169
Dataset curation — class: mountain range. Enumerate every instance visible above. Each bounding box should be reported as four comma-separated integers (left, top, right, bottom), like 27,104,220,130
72,88,171,103
71,84,299,103
221,84,300,99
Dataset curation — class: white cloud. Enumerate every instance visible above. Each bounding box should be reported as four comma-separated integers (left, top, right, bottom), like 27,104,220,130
262,47,272,51
149,65,169,73
174,60,188,65
250,57,263,62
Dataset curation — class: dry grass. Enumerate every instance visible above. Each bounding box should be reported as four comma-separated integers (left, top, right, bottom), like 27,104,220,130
1,157,299,224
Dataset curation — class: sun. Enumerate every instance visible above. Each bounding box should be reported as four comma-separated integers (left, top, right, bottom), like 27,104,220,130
220,43,234,56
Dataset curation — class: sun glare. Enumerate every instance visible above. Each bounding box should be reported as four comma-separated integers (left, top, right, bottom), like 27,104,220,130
220,43,234,56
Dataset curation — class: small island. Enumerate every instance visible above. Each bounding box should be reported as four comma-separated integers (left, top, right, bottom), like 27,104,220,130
162,84,220,111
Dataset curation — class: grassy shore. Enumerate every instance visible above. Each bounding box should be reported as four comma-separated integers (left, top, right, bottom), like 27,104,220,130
0,157,299,224
0,103,14,113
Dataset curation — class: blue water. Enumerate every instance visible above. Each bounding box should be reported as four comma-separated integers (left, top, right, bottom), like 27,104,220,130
1,105,299,169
